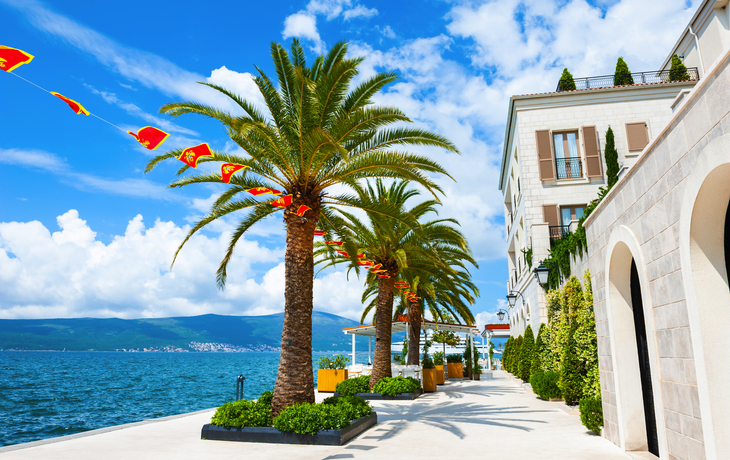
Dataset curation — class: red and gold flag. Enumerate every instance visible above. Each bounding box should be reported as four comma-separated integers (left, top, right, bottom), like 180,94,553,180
394,282,409,287
0,45,34,72
325,241,344,246
128,126,169,150
314,230,326,236
371,270,387,274
378,275,390,279
294,205,310,216
220,163,248,183
335,250,350,257
358,260,374,266
51,92,89,115
271,194,293,207
356,254,366,259
369,264,382,270
247,187,281,196
178,143,213,168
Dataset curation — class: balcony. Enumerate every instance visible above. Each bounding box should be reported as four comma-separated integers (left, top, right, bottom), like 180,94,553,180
549,225,570,243
555,157,582,180
556,68,700,92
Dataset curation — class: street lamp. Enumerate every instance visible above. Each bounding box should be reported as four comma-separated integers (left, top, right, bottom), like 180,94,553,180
496,309,510,322
534,263,551,287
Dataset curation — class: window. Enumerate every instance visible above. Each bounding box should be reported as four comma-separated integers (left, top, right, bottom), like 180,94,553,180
626,122,649,152
536,126,601,181
553,131,582,179
561,206,585,225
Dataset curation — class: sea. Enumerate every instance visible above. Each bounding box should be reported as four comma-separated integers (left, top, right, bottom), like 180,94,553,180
0,350,365,448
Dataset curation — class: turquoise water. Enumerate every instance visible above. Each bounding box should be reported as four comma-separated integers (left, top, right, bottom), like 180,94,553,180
0,350,355,447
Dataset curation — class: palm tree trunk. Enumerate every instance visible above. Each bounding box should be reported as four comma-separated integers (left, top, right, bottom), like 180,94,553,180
369,276,395,389
271,209,317,416
407,304,422,365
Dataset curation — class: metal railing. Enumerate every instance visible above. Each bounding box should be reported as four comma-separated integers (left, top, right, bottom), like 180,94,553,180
556,67,699,92
549,225,570,242
555,157,583,179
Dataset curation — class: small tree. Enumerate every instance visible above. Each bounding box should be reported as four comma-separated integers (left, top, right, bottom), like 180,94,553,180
531,323,547,375
519,325,535,382
559,321,584,405
604,126,619,188
559,68,577,91
514,336,523,376
613,57,634,86
669,54,690,82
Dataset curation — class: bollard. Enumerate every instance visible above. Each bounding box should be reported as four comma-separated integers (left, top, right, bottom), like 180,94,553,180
236,375,245,400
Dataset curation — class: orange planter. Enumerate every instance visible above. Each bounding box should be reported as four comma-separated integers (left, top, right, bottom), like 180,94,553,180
422,368,437,392
317,369,348,392
447,363,463,380
435,365,445,385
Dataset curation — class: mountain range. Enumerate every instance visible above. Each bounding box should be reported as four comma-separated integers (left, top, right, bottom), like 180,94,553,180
0,311,360,352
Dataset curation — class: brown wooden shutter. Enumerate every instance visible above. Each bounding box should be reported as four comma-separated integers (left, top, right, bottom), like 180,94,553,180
535,130,555,181
626,122,649,151
543,204,559,227
582,125,603,178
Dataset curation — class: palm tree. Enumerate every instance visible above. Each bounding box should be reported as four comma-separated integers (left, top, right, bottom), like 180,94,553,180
144,40,457,414
315,179,475,386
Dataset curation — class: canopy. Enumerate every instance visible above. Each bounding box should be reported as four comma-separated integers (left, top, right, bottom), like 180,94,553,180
343,318,479,337
480,323,511,339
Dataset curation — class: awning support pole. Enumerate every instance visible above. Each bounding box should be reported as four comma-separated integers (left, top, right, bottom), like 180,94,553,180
352,334,356,365
368,336,372,365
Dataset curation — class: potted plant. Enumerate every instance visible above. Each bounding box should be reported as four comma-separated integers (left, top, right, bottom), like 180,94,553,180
421,356,437,392
317,354,349,392
446,354,463,380
472,361,482,381
433,351,445,385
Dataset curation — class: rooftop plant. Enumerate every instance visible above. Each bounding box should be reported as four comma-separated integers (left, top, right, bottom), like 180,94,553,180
559,68,577,91
613,57,634,86
669,54,690,82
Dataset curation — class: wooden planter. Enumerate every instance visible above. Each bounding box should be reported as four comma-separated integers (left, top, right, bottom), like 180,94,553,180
422,368,437,392
472,373,481,381
434,365,445,385
446,363,463,380
317,369,348,392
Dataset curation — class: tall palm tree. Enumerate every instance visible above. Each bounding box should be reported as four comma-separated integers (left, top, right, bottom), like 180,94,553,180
315,180,474,387
144,40,457,414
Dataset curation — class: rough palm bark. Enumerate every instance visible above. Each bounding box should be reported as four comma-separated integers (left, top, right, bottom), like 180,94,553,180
369,275,396,389
272,197,318,415
407,303,422,365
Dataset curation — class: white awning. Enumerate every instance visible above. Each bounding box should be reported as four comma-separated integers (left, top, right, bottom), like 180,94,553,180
343,319,479,337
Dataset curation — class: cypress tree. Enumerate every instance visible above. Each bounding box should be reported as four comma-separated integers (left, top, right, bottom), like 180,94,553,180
604,126,619,188
520,325,535,381
503,337,513,372
531,323,547,375
559,68,577,91
669,54,690,82
559,321,584,405
613,57,634,86
514,336,523,376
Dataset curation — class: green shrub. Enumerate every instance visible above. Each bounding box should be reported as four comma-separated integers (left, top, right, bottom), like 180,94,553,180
669,54,690,82
613,57,634,86
318,354,349,369
257,390,273,408
531,324,546,375
422,356,435,369
559,68,577,91
604,126,619,189
446,354,463,363
372,376,421,396
579,397,604,434
519,325,535,382
433,351,444,366
559,322,584,405
530,371,562,400
273,403,351,435
513,336,523,375
335,375,371,396
321,395,373,420
210,398,273,428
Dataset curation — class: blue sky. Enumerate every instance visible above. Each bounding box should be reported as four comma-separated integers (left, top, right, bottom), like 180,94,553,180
0,0,699,324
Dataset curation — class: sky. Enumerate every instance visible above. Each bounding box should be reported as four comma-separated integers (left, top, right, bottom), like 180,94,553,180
0,0,700,326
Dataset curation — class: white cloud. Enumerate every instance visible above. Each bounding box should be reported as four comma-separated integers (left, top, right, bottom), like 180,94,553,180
283,12,324,52
343,5,377,20
307,0,352,20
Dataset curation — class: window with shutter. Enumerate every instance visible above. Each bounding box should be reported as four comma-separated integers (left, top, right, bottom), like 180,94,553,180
543,204,561,241
535,130,555,181
626,122,649,151
582,125,603,178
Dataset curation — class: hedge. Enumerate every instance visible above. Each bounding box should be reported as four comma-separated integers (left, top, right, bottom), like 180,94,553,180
530,372,562,400
372,376,421,397
335,375,371,396
579,397,604,434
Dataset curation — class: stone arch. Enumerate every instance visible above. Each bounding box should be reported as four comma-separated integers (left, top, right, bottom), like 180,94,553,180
679,133,730,460
604,225,666,456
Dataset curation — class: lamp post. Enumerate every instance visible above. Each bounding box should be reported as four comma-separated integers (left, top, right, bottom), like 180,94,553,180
496,309,510,322
534,263,551,287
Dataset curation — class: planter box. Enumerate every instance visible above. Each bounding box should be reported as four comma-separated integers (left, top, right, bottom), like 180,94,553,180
435,365,445,385
422,368,437,392
349,390,422,400
472,373,481,381
201,413,377,445
317,369,348,392
446,363,463,380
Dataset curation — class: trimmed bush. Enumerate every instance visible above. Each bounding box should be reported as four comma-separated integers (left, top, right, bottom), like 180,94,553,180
559,322,584,405
530,371,562,400
669,54,690,82
519,325,535,382
372,376,421,396
558,68,576,91
513,336,523,376
531,323,546,376
579,397,604,434
446,353,463,363
605,126,619,189
273,402,363,435
211,398,273,428
433,351,445,366
318,354,349,369
613,57,634,86
335,375,371,396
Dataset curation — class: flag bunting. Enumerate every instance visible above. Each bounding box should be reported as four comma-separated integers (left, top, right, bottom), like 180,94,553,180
325,241,344,246
220,163,248,183
293,205,310,216
0,45,34,72
51,92,90,115
271,194,293,208
128,126,169,151
247,187,282,196
314,230,326,236
178,143,213,168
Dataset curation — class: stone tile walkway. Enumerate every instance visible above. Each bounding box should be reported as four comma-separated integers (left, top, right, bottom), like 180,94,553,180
0,371,631,460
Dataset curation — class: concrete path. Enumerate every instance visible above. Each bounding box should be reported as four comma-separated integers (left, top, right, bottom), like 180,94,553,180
0,371,630,460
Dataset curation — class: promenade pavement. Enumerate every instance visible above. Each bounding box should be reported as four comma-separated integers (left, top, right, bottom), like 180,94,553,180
0,371,632,460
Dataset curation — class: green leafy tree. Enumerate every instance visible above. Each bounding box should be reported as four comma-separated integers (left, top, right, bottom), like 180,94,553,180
559,68,577,91
576,271,601,399
145,40,456,415
669,54,690,82
519,325,535,382
559,321,584,405
503,337,513,372
513,336,523,376
613,57,634,86
531,323,546,375
604,126,619,188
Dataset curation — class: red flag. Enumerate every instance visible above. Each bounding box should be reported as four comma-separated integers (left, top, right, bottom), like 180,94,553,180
271,194,293,207
371,270,387,274
325,241,344,246
336,250,350,257
247,187,281,196
378,275,390,279
128,126,169,150
314,230,326,236
51,92,89,115
397,315,408,322
369,264,382,270
220,163,248,183
358,260,374,266
178,143,213,168
394,282,409,288
356,254,366,259
294,205,310,216
0,45,34,72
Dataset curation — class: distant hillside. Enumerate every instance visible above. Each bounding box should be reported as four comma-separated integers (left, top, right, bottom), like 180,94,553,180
0,311,359,352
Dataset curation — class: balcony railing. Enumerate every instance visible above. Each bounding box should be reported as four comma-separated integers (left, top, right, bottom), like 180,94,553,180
556,67,699,92
555,157,582,180
550,225,570,243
